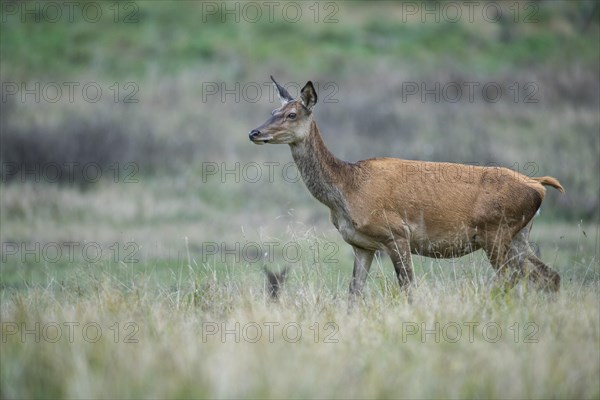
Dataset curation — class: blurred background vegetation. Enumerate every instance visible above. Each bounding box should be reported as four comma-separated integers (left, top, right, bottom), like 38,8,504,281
1,0,598,284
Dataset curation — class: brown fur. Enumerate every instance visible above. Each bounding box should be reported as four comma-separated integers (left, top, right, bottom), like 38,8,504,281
250,78,564,301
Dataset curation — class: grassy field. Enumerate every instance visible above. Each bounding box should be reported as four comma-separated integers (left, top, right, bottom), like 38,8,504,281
1,1,599,398
1,251,598,399
1,175,598,398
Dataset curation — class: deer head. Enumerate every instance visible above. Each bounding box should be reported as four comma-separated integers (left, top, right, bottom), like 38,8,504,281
249,76,317,145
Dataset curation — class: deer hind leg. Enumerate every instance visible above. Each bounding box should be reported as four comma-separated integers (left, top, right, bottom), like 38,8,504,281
518,224,561,292
484,224,561,293
385,238,414,300
525,253,561,292
509,223,561,292
483,228,523,292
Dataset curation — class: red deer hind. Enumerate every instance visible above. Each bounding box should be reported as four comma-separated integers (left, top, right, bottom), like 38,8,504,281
249,76,564,302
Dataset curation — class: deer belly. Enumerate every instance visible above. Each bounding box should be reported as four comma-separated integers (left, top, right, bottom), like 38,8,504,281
411,240,480,258
408,227,480,258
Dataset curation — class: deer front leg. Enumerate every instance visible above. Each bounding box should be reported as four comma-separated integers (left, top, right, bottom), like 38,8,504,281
349,246,375,306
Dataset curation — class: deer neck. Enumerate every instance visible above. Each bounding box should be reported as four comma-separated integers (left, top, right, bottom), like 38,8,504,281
290,120,349,212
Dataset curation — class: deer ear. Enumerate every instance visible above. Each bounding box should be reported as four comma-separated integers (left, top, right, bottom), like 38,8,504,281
271,75,293,104
300,81,317,111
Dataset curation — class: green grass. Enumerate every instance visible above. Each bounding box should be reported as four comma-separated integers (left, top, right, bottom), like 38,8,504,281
1,173,598,400
2,1,598,79
1,258,598,399
1,174,598,398
1,174,596,286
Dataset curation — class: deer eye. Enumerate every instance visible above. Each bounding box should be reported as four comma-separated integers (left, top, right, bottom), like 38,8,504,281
287,113,297,120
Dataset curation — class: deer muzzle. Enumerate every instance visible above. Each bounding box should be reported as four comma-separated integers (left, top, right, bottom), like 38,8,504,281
248,129,271,144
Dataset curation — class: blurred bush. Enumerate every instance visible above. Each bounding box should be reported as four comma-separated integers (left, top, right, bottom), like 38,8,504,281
0,90,172,186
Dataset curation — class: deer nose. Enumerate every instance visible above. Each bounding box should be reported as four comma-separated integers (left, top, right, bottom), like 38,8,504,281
249,129,260,140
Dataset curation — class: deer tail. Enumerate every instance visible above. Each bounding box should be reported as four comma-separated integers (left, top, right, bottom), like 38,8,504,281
533,176,565,193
